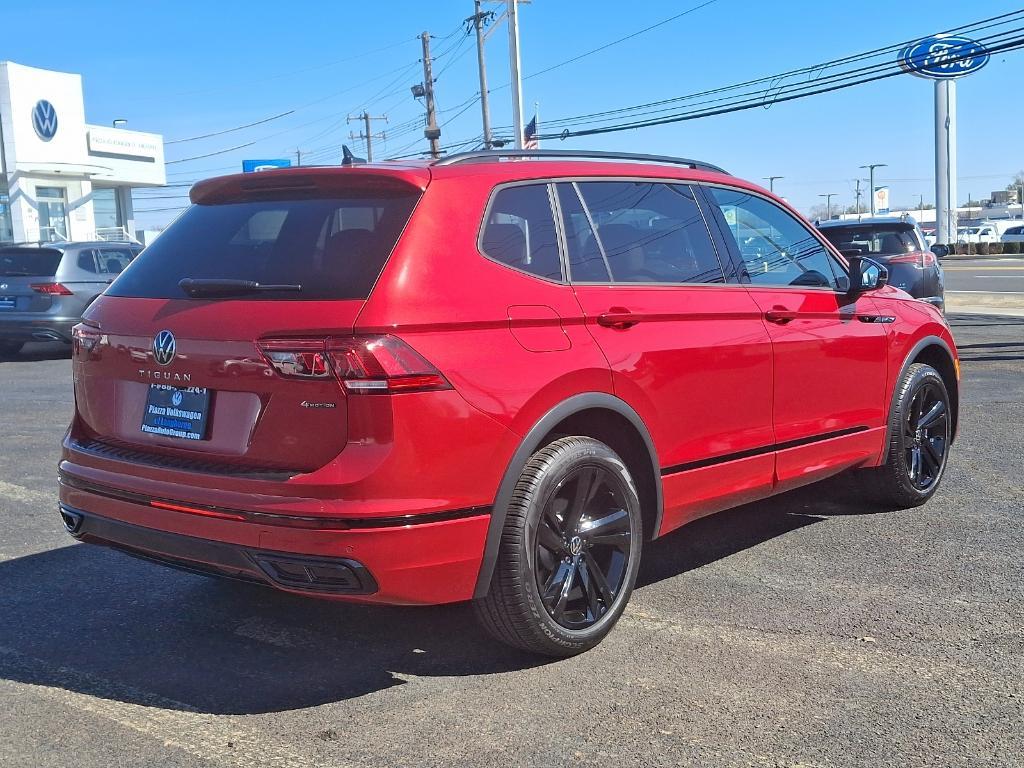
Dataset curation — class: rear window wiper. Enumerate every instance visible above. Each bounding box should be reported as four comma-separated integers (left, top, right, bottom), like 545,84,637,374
178,278,303,298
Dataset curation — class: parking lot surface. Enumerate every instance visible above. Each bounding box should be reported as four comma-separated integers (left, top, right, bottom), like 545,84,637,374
1,314,1022,768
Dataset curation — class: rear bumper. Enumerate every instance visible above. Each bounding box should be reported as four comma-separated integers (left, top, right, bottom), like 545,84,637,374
59,477,491,605
0,314,77,343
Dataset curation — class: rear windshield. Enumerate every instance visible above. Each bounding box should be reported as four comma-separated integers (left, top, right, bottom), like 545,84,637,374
108,194,419,300
820,224,921,256
0,247,63,277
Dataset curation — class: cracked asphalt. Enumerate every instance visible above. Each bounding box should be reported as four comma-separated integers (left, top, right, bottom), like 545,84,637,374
0,313,1021,768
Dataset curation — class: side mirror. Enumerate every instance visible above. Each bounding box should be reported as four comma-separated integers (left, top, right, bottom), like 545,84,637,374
931,244,949,258
846,255,888,296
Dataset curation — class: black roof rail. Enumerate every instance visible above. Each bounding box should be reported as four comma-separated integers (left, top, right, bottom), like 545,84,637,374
433,149,728,175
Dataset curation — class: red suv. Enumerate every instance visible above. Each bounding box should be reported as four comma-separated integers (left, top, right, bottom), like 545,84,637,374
59,150,959,656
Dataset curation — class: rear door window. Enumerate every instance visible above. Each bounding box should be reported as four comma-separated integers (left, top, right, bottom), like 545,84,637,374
77,250,101,273
107,194,420,300
568,181,725,284
97,247,136,275
0,248,63,277
480,184,562,281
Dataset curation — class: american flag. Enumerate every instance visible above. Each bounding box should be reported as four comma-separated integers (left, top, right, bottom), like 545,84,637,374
524,114,539,149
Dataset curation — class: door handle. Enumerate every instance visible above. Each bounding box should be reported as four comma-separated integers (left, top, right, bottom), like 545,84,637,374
596,308,639,329
764,309,797,324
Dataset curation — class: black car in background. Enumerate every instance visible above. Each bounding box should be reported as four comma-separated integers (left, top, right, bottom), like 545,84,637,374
816,216,945,311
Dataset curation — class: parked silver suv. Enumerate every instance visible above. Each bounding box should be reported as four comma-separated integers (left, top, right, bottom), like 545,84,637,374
0,242,142,356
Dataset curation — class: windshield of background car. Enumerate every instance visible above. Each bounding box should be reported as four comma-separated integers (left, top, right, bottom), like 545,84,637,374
107,193,420,300
820,224,920,255
0,247,63,277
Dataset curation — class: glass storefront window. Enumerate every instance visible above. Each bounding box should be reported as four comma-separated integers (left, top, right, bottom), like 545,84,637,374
92,187,122,232
0,179,13,242
37,186,69,242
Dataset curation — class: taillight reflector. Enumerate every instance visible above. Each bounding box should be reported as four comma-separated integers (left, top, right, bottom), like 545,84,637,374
31,282,73,295
150,499,246,521
257,335,451,394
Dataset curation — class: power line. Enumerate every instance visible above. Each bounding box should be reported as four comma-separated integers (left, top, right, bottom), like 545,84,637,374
527,23,1024,140
166,110,295,145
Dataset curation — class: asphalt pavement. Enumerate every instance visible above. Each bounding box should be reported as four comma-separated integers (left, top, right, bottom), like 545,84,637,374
1,316,1022,768
942,258,1024,293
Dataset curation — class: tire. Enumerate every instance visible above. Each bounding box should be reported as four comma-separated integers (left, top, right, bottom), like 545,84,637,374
861,362,952,508
0,341,24,357
474,436,643,657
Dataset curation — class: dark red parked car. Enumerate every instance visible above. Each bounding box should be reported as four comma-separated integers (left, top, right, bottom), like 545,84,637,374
59,150,959,656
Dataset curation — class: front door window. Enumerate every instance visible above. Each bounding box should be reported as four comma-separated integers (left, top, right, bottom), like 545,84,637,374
37,187,69,242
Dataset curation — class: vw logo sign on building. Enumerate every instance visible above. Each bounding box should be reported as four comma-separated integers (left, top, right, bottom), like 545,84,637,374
153,330,176,366
898,34,990,79
31,99,58,141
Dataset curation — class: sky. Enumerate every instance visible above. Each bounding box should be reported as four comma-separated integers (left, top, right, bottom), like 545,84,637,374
4,0,1023,229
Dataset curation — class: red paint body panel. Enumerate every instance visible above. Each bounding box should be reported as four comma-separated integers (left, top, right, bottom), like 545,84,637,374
62,159,960,607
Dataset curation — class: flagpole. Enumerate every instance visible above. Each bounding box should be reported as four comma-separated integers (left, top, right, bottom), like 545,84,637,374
534,101,539,149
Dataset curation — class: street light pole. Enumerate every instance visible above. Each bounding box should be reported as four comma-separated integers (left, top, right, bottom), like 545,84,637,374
763,176,783,194
819,193,837,220
507,0,525,149
860,163,887,216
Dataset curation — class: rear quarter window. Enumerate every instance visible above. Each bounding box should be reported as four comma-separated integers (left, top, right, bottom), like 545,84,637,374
107,194,419,300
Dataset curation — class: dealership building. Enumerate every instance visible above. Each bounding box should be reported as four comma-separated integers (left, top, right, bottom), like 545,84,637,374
0,61,165,243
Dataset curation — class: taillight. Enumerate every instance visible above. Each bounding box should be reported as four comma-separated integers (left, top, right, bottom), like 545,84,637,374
887,251,935,268
258,335,451,394
31,282,73,295
71,323,102,355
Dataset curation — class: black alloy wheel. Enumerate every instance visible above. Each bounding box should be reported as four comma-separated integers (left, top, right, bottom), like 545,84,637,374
474,436,643,656
903,379,949,491
534,465,632,630
861,362,953,508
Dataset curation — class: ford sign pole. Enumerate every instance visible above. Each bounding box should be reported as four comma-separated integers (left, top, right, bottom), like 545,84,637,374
935,79,957,247
898,34,989,245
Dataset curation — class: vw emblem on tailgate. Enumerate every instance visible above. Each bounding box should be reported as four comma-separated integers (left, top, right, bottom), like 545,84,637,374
153,330,176,366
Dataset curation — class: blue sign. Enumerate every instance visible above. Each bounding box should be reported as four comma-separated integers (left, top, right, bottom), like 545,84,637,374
242,158,292,173
32,100,58,141
898,35,990,80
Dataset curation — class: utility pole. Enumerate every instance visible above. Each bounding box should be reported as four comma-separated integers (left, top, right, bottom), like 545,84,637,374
763,176,783,194
469,1,494,149
420,31,441,159
819,193,837,220
348,111,387,162
507,0,525,149
854,179,863,218
860,163,887,216
295,149,302,167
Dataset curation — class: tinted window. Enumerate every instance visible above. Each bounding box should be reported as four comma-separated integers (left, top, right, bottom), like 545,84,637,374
481,185,562,280
0,247,62,277
107,194,419,300
820,224,921,256
557,183,610,282
98,247,135,274
574,182,724,284
709,188,842,290
77,250,100,273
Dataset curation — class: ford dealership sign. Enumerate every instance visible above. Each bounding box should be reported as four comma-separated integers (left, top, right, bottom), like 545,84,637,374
898,35,990,79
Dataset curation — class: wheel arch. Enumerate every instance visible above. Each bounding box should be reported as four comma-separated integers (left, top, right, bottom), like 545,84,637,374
473,392,662,599
882,334,959,463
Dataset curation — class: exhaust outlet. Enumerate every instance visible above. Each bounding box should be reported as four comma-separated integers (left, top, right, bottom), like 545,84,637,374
59,506,84,534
